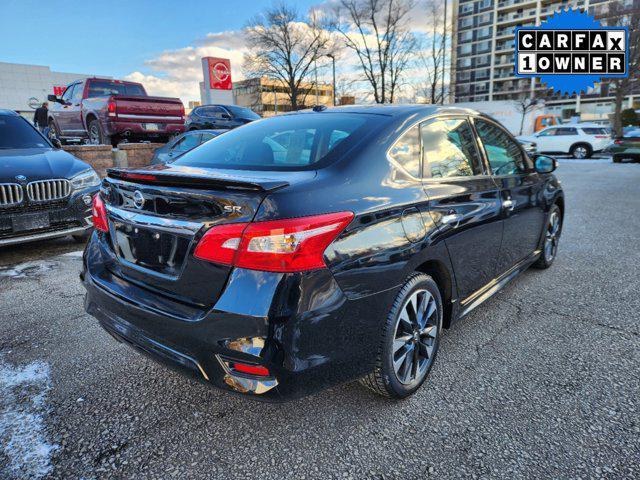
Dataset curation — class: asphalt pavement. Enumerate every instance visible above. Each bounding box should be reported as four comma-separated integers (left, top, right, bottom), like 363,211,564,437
1,159,638,479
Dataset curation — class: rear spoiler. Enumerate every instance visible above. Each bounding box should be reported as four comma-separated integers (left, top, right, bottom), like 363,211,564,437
106,168,289,192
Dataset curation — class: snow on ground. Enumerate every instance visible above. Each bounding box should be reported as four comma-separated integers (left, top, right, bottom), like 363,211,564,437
0,357,57,480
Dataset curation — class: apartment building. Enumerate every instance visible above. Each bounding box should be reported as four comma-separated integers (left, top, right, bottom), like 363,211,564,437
450,0,638,121
233,77,334,117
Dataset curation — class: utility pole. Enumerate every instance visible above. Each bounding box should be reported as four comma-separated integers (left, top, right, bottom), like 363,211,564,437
314,60,319,105
441,0,447,104
327,54,336,106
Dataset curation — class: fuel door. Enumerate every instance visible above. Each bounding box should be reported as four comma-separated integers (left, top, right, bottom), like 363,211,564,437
401,207,426,243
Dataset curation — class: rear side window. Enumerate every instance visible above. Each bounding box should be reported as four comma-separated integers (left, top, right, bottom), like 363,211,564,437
581,127,608,135
388,126,421,178
173,134,201,152
475,119,529,176
174,113,373,171
421,118,482,178
87,81,146,97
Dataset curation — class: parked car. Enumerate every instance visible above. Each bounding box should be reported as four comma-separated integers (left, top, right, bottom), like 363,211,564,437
518,123,611,158
47,78,185,147
0,110,100,246
606,130,640,162
82,105,564,401
518,138,537,155
186,105,260,131
151,129,227,165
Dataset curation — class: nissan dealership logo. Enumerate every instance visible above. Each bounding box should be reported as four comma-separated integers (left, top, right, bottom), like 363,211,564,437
212,62,230,82
28,97,40,109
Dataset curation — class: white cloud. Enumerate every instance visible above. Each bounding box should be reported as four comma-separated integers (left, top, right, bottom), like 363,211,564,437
124,30,248,104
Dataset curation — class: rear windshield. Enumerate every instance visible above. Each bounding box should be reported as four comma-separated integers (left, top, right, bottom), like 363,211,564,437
225,106,260,119
87,80,146,97
173,113,377,171
0,116,49,149
581,127,609,135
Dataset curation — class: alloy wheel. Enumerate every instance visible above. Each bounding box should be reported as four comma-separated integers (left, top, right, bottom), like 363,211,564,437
89,124,101,145
573,146,588,159
544,211,561,262
392,289,439,385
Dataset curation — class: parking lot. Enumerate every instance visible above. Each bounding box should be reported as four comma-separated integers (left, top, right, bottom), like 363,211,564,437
1,159,638,479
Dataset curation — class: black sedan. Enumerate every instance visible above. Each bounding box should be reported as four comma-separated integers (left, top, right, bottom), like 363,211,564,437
0,109,100,247
82,105,564,401
151,129,227,165
185,105,260,131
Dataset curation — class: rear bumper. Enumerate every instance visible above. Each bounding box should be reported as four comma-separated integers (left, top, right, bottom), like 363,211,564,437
81,235,392,401
105,120,185,137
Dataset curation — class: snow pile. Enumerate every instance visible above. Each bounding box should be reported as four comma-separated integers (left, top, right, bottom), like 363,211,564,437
0,358,57,479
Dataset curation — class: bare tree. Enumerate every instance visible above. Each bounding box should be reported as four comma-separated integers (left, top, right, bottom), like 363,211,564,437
419,0,446,104
332,0,417,104
601,1,640,135
243,3,333,111
514,96,542,135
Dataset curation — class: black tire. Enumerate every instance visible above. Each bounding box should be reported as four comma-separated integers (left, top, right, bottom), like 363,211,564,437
533,204,562,269
612,155,623,163
570,143,592,159
88,119,111,146
360,273,443,399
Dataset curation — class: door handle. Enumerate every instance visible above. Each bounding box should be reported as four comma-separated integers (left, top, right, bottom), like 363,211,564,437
440,213,462,225
503,199,515,211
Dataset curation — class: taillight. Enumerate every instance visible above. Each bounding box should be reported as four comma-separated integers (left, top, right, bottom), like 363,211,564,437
232,362,270,376
614,139,624,145
92,194,108,232
107,101,116,116
194,211,354,272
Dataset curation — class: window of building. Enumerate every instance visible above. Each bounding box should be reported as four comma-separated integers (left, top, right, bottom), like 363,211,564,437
421,118,482,179
459,44,472,55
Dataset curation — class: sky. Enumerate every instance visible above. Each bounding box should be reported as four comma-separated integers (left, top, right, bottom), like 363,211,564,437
0,0,437,104
0,0,319,101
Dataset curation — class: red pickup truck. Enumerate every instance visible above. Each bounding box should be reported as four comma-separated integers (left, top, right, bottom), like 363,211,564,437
47,78,185,146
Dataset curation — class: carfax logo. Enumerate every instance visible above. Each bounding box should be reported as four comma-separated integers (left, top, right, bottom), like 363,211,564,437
515,9,628,96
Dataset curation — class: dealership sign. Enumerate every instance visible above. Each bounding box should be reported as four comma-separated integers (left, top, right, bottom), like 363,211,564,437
204,57,232,90
515,9,628,95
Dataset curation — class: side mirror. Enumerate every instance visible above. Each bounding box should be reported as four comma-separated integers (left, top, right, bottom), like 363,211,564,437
47,94,58,102
534,155,557,174
221,113,231,119
51,137,62,149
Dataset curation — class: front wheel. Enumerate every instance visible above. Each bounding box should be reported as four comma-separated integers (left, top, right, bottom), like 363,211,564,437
360,273,442,399
533,204,562,269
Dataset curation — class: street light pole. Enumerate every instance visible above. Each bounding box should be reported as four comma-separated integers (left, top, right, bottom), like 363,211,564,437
327,53,336,106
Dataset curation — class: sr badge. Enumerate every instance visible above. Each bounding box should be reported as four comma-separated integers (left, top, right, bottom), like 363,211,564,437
515,9,628,96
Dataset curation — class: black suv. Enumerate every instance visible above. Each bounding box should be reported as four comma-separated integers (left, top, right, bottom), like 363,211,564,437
82,105,564,401
186,105,260,131
0,110,100,247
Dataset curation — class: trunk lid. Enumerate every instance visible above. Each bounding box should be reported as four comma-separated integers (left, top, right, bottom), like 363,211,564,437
113,95,184,122
100,166,313,308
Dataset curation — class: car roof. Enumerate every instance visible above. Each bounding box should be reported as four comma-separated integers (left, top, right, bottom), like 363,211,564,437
291,104,484,118
0,109,20,116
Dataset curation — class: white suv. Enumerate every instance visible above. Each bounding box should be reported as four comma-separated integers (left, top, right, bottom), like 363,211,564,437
518,124,612,159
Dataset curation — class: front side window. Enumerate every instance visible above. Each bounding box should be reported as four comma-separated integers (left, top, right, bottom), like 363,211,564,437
555,127,578,136
421,118,482,179
388,126,421,178
475,119,528,176
174,113,373,171
61,84,75,102
538,127,558,137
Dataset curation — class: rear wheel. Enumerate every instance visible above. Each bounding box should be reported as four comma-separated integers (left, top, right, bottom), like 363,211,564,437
72,231,90,244
88,119,111,146
613,155,622,163
533,204,562,269
570,143,592,159
360,273,442,399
